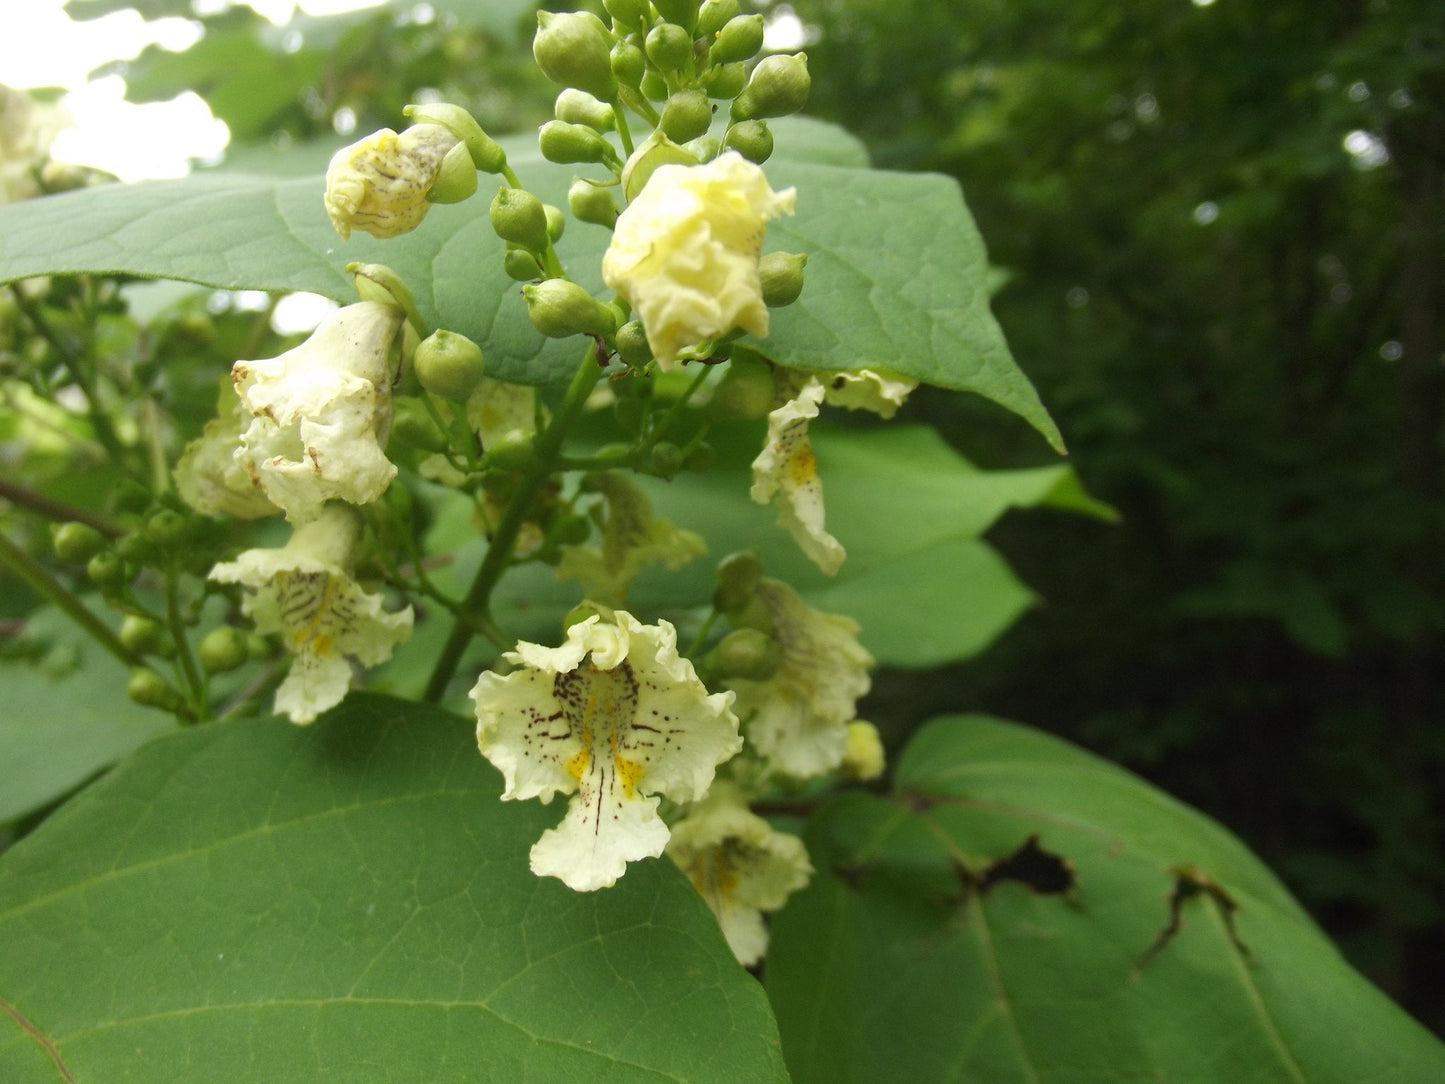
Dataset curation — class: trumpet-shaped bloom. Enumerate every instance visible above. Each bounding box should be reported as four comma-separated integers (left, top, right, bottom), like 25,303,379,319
727,578,873,778
324,123,459,240
232,301,402,524
174,390,280,520
602,151,795,370
666,783,812,966
472,612,741,891
209,506,413,724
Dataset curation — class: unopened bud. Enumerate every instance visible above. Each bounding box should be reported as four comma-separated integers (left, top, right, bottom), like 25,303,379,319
523,279,619,339
723,118,773,163
646,23,693,72
550,514,592,547
650,441,684,478
127,667,177,709
841,721,886,781
504,247,543,281
544,203,566,242
485,429,538,471
120,615,171,657
568,178,620,228
640,69,670,103
143,509,191,549
490,186,551,254
86,551,126,589
704,627,781,681
414,329,486,400
684,441,716,472
731,52,811,120
603,0,649,28
404,102,506,173
661,89,713,143
425,141,478,204
686,134,722,161
52,522,107,564
555,88,616,131
709,14,764,65
759,251,808,307
610,39,646,87
539,119,619,166
615,320,654,367
390,396,449,451
703,61,747,99
708,354,776,419
697,0,740,39
198,626,249,674
713,550,763,614
653,0,700,32
534,10,617,101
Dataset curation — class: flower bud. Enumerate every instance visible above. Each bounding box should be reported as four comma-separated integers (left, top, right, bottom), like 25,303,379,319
615,320,654,367
709,14,764,65
534,10,617,101
390,396,450,451
550,514,592,547
759,251,808,307
555,89,616,132
485,429,538,471
544,203,566,242
425,141,478,204
685,134,723,161
198,626,249,675
115,532,155,564
640,69,670,102
684,441,717,471
143,508,192,549
713,550,763,614
653,0,700,32
723,118,773,163
703,627,781,681
127,667,177,710
120,615,171,657
490,186,551,254
86,551,126,589
707,354,775,419
646,23,694,73
539,119,619,166
503,247,544,281
661,89,714,143
414,329,486,400
697,0,740,39
603,0,649,28
404,102,506,173
703,61,747,100
731,53,811,120
619,129,697,201
52,521,107,564
610,39,646,87
842,721,887,781
568,178,620,228
324,123,460,239
650,441,684,478
112,480,152,515
523,279,619,339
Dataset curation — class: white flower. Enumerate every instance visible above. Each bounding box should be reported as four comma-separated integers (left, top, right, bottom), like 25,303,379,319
666,782,812,966
324,123,459,240
174,387,280,520
750,368,918,575
232,301,402,524
727,578,872,778
209,506,414,725
602,151,796,370
1,86,69,205
472,612,742,892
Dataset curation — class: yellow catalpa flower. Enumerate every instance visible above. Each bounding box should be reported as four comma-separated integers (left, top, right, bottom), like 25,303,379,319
751,368,918,575
472,612,742,892
232,301,402,525
174,383,280,520
324,123,460,240
727,578,873,778
666,782,812,966
602,151,795,370
209,506,414,725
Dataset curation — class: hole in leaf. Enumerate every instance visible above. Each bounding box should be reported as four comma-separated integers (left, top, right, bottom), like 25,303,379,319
1134,864,1254,971
978,835,1075,895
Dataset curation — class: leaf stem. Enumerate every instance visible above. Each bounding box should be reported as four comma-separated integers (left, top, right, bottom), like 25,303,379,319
0,479,123,537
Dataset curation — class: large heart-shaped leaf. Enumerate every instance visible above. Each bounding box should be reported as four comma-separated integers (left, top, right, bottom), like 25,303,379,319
0,695,790,1083
764,714,1445,1083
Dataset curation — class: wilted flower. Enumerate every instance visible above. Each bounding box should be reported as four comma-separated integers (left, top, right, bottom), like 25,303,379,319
666,782,812,966
324,123,460,240
602,151,795,369
472,612,741,891
174,383,280,520
209,506,414,724
726,578,872,778
232,301,402,524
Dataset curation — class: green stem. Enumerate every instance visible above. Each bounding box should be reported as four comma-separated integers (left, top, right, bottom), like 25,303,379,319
423,348,603,702
165,558,208,721
0,479,123,536
649,363,715,443
613,103,636,157
684,608,720,659
0,530,144,670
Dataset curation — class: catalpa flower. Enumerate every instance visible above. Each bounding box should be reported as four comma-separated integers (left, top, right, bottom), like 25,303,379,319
472,612,741,891
232,301,402,525
666,783,812,966
209,506,414,725
602,151,796,370
751,368,917,575
324,123,460,240
174,384,279,520
727,578,873,778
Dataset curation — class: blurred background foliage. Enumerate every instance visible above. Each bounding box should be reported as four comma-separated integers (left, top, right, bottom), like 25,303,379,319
17,0,1445,1033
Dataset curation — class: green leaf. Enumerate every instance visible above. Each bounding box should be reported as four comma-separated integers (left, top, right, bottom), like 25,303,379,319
0,694,790,1083
0,124,1058,448
765,714,1445,1083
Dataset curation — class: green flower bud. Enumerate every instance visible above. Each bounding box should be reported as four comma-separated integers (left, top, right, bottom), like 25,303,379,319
111,480,151,515
484,429,538,471
490,186,551,254
685,134,723,161
610,39,646,87
523,279,619,339
723,118,773,163
115,532,155,564
568,178,620,228
713,550,763,614
143,508,191,549
86,550,126,589
246,633,271,660
348,262,424,332
640,69,670,103
534,10,617,101
52,521,107,564
390,396,450,452
127,667,177,710
120,615,171,657
709,14,764,65
707,354,776,420
661,88,714,143
615,320,654,367
653,0,700,32
550,513,592,547
684,441,717,472
555,88,615,131
841,720,886,781
697,0,740,39
539,119,619,166
646,23,694,73
425,141,478,204
414,329,486,400
650,441,684,478
620,129,697,201
544,203,566,242
503,247,544,281
198,626,249,675
703,627,781,681
759,250,808,307
703,61,747,100
403,102,506,173
603,0,649,29
732,52,811,120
